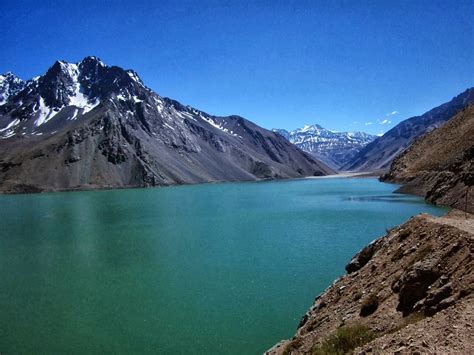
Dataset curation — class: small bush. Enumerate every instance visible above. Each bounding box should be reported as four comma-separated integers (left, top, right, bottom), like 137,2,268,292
398,229,411,241
353,291,363,301
360,293,379,317
391,247,405,262
312,324,377,355
387,312,425,334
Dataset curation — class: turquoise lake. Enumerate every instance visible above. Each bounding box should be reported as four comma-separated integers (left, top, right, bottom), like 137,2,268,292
0,177,446,354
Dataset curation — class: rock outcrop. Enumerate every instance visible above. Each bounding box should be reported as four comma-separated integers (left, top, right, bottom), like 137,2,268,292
267,210,473,354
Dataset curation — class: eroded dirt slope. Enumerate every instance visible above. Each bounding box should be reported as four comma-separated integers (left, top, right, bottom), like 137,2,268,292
267,210,473,354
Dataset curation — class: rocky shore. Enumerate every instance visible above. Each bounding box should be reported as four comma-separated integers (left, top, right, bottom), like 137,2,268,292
267,210,473,354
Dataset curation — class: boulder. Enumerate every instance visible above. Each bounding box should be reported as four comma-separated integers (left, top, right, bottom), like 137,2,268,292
394,257,441,315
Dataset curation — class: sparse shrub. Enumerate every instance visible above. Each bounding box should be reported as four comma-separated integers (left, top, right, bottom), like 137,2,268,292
387,312,425,334
398,229,411,241
312,324,377,355
402,311,426,325
391,247,405,262
360,293,379,317
353,291,363,301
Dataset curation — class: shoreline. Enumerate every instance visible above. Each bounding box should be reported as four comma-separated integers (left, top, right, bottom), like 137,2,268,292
267,209,474,354
0,171,382,196
305,171,378,179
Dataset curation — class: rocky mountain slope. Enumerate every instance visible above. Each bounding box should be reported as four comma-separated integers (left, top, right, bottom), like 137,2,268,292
273,125,375,170
268,210,473,354
344,88,474,172
0,57,333,192
382,105,474,213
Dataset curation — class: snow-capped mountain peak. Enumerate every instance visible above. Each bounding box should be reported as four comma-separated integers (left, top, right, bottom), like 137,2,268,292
0,72,26,106
299,124,324,132
273,124,376,169
0,56,151,133
0,57,333,191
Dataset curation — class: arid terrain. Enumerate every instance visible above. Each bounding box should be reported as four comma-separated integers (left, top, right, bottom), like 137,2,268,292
267,210,473,354
382,105,474,213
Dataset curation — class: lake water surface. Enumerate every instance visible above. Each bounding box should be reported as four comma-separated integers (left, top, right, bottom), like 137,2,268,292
0,178,446,354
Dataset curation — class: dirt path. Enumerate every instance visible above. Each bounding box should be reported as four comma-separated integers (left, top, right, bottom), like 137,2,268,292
425,209,474,234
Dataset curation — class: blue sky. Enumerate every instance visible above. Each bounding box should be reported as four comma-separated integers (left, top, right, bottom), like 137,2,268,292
1,0,473,134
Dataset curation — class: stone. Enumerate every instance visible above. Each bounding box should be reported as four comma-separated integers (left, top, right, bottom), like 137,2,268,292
395,257,441,315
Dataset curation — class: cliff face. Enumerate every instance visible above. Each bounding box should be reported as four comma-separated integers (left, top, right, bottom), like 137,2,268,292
382,105,474,213
267,210,474,354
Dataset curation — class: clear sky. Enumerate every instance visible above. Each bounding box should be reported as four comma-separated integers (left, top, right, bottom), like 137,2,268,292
1,0,473,134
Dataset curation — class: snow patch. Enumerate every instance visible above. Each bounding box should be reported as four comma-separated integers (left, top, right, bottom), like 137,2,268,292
163,122,175,131
69,109,79,120
65,63,100,113
199,114,241,138
0,130,15,139
34,96,59,126
132,95,143,103
127,71,143,85
0,118,20,132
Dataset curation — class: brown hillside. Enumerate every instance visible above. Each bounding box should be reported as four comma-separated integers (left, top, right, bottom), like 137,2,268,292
382,105,474,213
267,210,474,354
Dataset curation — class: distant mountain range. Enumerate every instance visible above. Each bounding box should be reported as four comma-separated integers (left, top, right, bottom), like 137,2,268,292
345,88,474,172
273,125,376,169
0,57,332,192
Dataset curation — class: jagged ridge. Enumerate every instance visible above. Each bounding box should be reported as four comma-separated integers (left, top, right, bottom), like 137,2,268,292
0,57,333,192
344,88,474,172
273,124,376,169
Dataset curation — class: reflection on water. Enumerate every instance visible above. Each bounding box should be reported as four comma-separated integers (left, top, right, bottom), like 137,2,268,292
343,194,427,204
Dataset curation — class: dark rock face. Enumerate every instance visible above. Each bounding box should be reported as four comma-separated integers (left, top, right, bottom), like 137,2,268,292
422,282,454,315
274,125,376,170
345,88,474,172
393,257,441,315
0,57,333,192
345,239,381,274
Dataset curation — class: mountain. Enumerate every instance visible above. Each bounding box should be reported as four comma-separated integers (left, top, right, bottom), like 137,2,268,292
382,104,474,213
0,72,26,105
344,88,474,172
273,124,376,169
0,57,333,192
